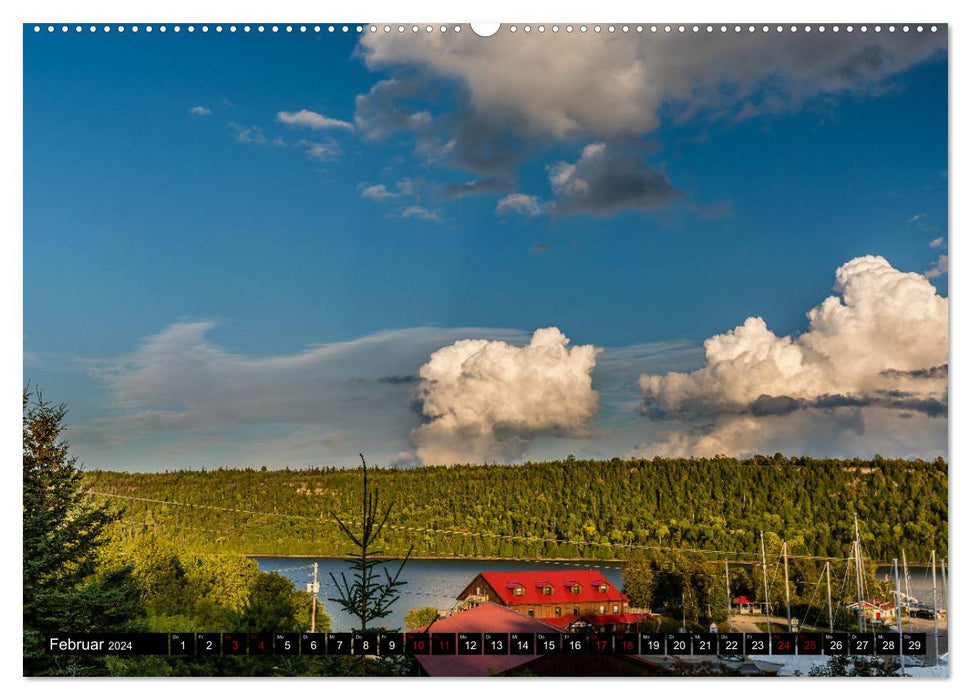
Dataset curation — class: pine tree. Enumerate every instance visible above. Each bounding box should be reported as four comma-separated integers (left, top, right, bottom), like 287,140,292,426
328,455,413,632
23,390,143,675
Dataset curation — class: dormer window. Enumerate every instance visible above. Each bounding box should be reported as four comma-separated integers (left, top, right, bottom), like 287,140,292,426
570,584,581,594
543,585,553,595
514,586,524,596
598,584,608,593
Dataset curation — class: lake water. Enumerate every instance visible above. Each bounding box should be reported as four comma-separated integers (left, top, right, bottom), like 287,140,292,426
254,557,624,631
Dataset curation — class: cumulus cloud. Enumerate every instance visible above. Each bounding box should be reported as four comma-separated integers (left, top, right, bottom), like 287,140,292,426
356,29,944,172
410,328,601,465
925,253,948,279
497,193,543,217
360,184,398,200
929,236,945,248
548,142,680,216
189,105,211,116
400,205,442,223
277,109,354,131
635,255,948,458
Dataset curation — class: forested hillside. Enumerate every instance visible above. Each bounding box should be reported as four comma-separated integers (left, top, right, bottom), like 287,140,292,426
84,455,947,563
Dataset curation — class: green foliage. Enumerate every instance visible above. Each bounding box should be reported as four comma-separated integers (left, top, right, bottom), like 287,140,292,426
404,606,439,630
23,391,144,676
84,456,947,564
624,550,728,625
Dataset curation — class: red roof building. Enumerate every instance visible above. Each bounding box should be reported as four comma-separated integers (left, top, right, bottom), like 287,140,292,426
456,570,648,631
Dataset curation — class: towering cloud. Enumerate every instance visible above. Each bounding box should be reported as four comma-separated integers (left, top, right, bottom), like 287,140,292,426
635,255,948,458
411,328,601,465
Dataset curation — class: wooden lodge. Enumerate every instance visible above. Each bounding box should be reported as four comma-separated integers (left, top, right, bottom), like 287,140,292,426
456,570,649,632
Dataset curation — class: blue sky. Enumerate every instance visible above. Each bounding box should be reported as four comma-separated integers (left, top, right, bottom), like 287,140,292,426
23,26,948,469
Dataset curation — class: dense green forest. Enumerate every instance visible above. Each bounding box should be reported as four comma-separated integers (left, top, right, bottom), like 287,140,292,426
84,455,947,564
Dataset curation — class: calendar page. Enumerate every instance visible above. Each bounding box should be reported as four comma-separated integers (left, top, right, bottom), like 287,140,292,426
21,16,948,681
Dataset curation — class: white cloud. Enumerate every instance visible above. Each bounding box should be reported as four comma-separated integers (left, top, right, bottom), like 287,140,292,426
411,328,601,465
929,237,945,248
276,109,354,131
400,205,442,223
635,255,947,458
229,122,267,144
548,142,679,215
360,184,398,200
925,253,948,279
496,193,543,217
297,139,340,161
189,105,211,116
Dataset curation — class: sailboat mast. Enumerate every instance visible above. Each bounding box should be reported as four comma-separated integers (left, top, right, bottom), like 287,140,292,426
902,549,912,631
783,541,792,632
854,515,865,632
826,561,833,632
760,531,771,632
893,559,904,676
931,550,939,666
725,560,733,632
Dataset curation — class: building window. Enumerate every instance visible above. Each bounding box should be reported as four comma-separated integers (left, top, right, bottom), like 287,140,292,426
598,584,608,593
476,586,482,595
571,584,581,594
573,607,580,616
599,605,605,614
555,607,562,616
528,609,535,617
514,586,524,596
543,585,553,595
612,604,619,613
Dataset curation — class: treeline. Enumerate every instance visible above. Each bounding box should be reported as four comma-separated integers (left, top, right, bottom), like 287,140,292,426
83,455,947,563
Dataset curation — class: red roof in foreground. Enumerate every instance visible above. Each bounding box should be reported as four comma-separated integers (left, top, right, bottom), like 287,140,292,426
475,570,629,606
418,602,563,677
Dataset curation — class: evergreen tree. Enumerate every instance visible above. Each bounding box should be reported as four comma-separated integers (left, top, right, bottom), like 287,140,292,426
23,390,143,675
329,455,413,632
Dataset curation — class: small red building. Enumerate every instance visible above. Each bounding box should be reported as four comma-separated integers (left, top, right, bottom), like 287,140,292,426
456,570,649,631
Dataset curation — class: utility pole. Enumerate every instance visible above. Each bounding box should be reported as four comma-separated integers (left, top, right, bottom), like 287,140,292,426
310,561,320,633
826,561,833,632
783,541,792,632
893,559,904,677
725,560,733,632
760,531,771,632
931,550,939,666
902,549,912,631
